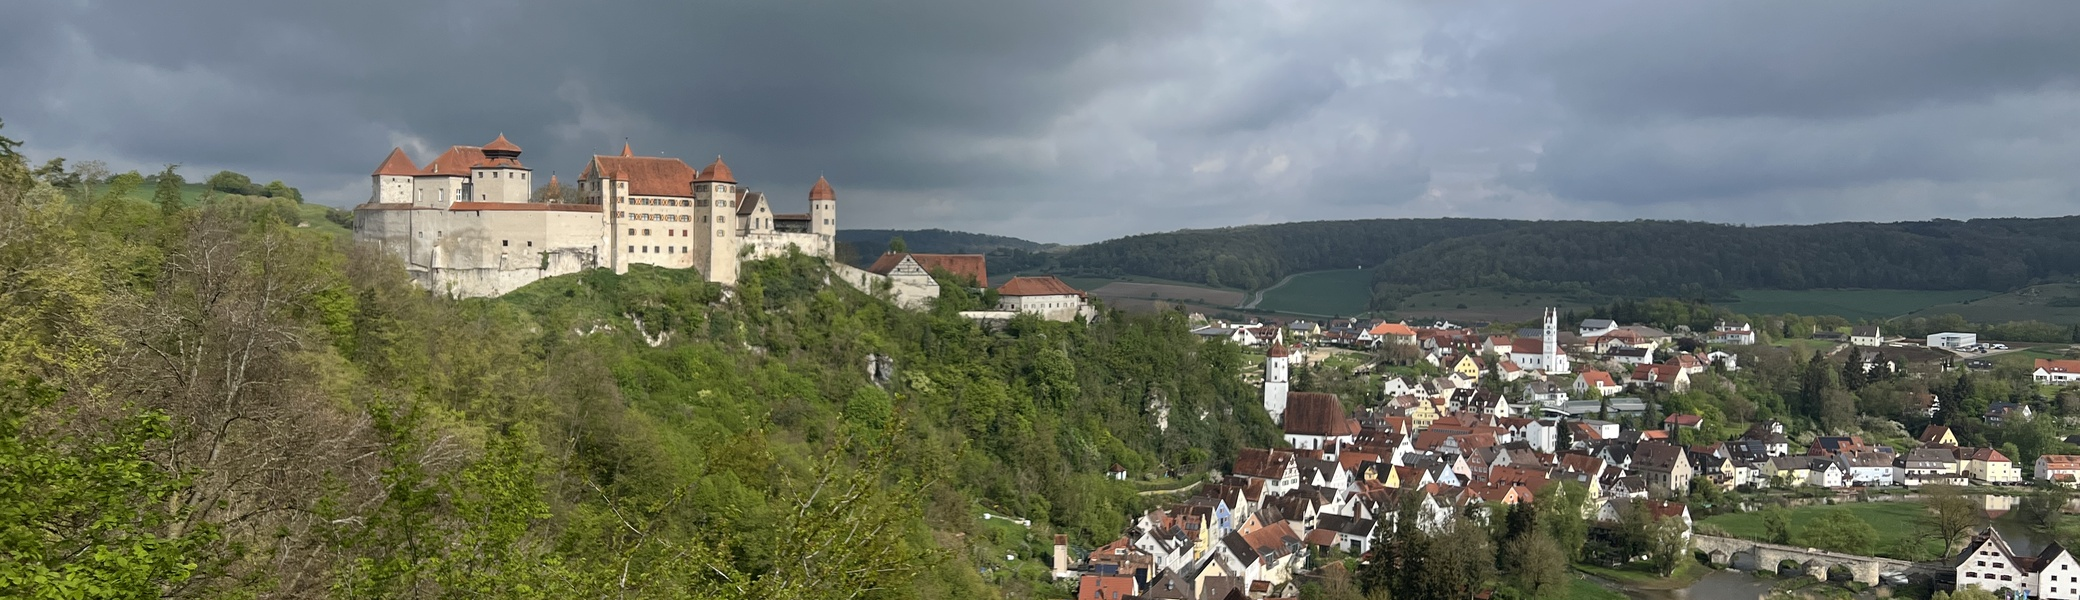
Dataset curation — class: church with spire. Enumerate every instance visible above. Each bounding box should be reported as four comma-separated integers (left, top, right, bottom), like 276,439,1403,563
352,135,839,296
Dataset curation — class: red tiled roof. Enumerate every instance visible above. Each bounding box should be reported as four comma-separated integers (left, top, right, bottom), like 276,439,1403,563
1511,338,1543,354
482,133,521,154
1284,393,1358,438
694,156,735,183
1077,574,1136,600
1664,414,1704,426
373,147,420,176
620,141,634,157
2038,359,2080,373
421,146,488,176
1369,322,1415,336
586,155,698,197
999,276,1082,297
864,253,989,284
809,176,835,201
1580,371,1616,387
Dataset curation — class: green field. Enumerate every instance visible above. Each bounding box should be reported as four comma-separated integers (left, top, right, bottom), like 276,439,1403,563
1699,501,1941,560
1565,577,1627,600
1393,288,1605,323
1721,289,1998,320
112,181,349,239
1253,269,1376,317
1909,283,2080,325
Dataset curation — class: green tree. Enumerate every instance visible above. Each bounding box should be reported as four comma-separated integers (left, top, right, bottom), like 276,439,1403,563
1798,509,1877,554
205,170,252,194
0,379,216,599
153,164,184,215
1503,531,1568,599
888,235,907,254
2016,485,2072,536
1921,484,1986,560
1762,506,1793,545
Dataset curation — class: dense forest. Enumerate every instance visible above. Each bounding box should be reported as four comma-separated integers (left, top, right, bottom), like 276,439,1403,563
0,124,1277,598
1009,217,2080,308
836,229,1057,269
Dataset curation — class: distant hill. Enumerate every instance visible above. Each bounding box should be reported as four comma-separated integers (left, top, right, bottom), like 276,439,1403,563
1010,216,2080,310
835,228,1057,267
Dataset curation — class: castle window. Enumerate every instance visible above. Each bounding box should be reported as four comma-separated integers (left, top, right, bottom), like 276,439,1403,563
702,216,709,223
668,230,674,237
502,240,509,247
643,229,651,236
527,241,533,247
628,228,635,235
717,216,725,223
715,230,723,237
628,246,633,253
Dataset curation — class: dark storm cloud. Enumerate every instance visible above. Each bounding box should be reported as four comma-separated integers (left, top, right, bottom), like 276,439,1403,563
1,1,2077,241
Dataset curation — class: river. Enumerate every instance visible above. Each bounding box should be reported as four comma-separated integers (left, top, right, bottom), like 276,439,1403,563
1608,571,1779,600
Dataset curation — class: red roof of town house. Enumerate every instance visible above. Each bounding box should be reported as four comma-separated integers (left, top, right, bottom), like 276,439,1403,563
693,156,736,183
1078,574,1136,600
1664,414,1704,427
1579,371,1616,388
809,176,836,201
1510,338,1544,354
1369,322,1416,336
585,155,699,197
2041,455,2080,469
482,133,521,154
1632,363,1680,382
1284,393,1359,438
2038,359,2080,374
999,276,1084,297
373,147,420,176
864,253,990,284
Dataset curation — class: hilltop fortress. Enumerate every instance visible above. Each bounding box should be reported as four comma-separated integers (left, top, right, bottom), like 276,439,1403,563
352,135,836,296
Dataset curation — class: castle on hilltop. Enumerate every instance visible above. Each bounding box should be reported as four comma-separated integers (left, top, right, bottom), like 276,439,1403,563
352,135,837,296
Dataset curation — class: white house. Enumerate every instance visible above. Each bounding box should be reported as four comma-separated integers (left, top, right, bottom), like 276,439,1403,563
1578,319,1617,337
1955,528,2080,600
2038,455,2080,488
1851,325,1884,347
1192,324,1261,346
995,276,1095,322
2036,359,2080,385
1709,321,1757,345
1573,371,1623,397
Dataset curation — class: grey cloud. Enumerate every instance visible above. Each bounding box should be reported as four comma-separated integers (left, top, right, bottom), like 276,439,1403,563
1,1,2078,242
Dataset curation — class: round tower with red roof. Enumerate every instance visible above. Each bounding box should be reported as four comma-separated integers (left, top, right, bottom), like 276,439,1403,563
809,175,837,248
1265,330,1291,423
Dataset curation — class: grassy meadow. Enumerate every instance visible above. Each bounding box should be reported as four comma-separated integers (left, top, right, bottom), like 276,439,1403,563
1698,501,1941,560
1721,289,1998,320
1909,283,2080,325
1254,269,1376,317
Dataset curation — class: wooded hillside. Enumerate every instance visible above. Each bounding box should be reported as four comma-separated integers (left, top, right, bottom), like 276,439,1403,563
1024,217,2080,308
0,125,1275,599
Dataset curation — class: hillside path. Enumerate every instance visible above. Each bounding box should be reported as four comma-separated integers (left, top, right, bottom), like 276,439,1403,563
1240,273,1303,309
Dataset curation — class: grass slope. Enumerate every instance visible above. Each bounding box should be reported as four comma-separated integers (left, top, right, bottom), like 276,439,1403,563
1699,501,1941,560
1719,289,1998,320
1254,269,1375,317
1911,283,2080,325
117,181,350,238
1393,288,1606,323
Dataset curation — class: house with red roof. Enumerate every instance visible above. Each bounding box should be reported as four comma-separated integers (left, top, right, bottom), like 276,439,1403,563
2036,359,2080,384
995,276,1095,322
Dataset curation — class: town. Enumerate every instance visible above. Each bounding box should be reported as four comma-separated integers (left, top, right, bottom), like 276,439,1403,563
1055,309,2080,600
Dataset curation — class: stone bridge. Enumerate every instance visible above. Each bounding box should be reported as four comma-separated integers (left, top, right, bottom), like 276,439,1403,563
1693,535,1931,585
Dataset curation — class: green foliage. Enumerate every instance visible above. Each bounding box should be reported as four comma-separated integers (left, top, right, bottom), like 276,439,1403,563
1797,509,1879,555
0,380,215,599
152,164,184,215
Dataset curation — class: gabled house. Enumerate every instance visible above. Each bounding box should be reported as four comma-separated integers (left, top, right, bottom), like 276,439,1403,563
2038,455,2080,488
1850,325,1884,347
1919,425,1958,447
1898,448,1966,486
1628,363,1691,393
2035,359,2080,385
1579,319,1618,337
1961,447,2024,485
1630,441,1695,495
1574,371,1622,397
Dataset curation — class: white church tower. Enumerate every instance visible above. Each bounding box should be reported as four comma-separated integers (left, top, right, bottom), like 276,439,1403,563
1541,307,1570,374
1264,332,1291,423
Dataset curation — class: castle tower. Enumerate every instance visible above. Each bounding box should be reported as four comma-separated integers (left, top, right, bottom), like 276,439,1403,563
809,176,837,256
370,148,418,204
693,156,741,283
470,134,531,203
1265,331,1291,423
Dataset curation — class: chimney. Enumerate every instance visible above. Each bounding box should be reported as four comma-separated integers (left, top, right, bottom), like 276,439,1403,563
1053,534,1070,578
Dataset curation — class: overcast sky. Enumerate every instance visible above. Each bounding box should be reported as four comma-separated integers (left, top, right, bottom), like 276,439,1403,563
2,2,2076,243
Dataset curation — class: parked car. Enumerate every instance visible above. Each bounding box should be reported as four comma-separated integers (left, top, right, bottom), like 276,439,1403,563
1993,343,2010,350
